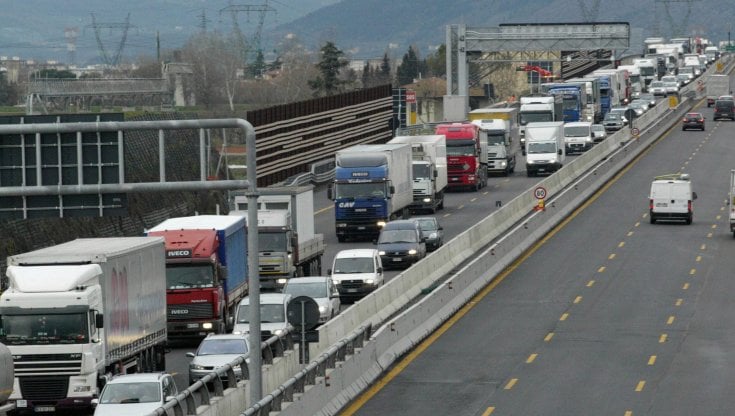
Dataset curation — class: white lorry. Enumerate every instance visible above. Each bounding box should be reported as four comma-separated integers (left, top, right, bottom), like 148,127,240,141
230,185,326,289
706,74,730,107
523,121,565,177
0,237,167,414
0,343,13,416
388,135,448,213
633,58,658,89
519,95,563,150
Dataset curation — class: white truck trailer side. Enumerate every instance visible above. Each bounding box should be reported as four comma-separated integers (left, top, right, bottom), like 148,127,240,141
388,135,448,213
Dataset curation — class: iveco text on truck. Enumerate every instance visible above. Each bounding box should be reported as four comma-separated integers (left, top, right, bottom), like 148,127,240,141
229,185,326,289
330,143,413,241
0,238,167,413
147,215,248,338
388,135,448,213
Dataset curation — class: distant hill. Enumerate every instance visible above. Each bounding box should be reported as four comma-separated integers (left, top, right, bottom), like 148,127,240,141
264,0,727,59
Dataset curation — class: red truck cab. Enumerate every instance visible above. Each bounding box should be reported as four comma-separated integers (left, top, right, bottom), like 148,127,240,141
435,122,487,191
147,229,226,339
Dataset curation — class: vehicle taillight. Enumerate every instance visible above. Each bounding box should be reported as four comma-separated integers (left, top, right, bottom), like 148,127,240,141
682,117,687,122
699,118,704,122
649,199,654,210
688,200,692,213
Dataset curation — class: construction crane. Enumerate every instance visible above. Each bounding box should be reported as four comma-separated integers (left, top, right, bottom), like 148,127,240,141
516,65,555,79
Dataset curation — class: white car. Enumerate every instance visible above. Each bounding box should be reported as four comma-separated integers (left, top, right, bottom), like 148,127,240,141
232,293,292,340
282,276,341,323
329,248,384,300
92,372,178,416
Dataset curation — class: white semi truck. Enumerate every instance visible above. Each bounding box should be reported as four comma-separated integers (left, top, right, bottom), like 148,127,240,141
0,237,167,414
230,185,326,289
519,95,563,150
523,121,566,177
388,134,448,213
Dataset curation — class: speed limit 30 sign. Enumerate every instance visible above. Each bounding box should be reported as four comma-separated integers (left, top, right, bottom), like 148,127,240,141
533,186,547,200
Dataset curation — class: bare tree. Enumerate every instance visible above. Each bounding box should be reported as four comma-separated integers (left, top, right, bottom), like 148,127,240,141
181,32,243,110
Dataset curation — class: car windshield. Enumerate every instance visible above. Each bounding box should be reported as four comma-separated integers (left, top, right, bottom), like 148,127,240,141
415,218,438,231
236,303,285,324
284,281,328,298
564,126,590,137
605,114,622,121
197,338,248,355
259,232,287,252
650,82,664,88
378,229,418,244
99,382,161,404
332,257,374,274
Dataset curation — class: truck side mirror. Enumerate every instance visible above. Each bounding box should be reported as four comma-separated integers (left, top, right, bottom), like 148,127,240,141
327,186,333,200
692,192,698,200
95,314,104,329
219,265,228,280
558,149,562,155
433,170,438,178
522,149,526,156
327,268,332,275
389,185,395,195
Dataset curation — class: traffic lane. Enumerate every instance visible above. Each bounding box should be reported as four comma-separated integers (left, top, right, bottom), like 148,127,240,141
348,111,735,415
166,339,201,391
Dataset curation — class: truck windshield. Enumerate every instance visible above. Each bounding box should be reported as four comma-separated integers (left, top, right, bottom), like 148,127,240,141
0,312,89,345
446,143,476,156
332,257,374,274
562,97,578,111
259,232,287,252
486,132,505,145
166,264,214,289
334,182,387,199
639,67,655,76
236,303,285,324
520,112,552,125
527,142,557,154
412,163,430,179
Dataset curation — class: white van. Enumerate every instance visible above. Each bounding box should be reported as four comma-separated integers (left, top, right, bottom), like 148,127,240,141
649,173,697,224
329,249,384,300
563,121,594,154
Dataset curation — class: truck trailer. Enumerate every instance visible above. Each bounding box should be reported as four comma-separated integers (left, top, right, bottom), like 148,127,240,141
330,143,413,241
146,215,249,338
0,237,167,413
706,74,730,107
388,134,448,212
229,185,326,289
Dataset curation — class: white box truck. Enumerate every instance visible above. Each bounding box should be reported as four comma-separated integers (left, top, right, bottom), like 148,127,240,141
0,237,167,414
706,74,730,107
229,185,325,289
523,121,565,177
388,135,448,213
519,95,563,149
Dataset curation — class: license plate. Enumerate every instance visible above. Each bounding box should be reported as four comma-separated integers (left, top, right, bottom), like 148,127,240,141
538,168,546,172
656,203,668,207
357,226,365,230
346,288,358,293
187,323,199,329
35,406,55,413
392,258,403,262
451,177,459,181
17,400,27,408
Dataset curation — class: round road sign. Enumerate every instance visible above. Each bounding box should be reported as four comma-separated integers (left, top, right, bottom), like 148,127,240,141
631,127,640,136
287,296,320,331
533,186,547,200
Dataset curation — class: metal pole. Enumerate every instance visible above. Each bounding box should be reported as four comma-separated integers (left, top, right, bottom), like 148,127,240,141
300,300,306,365
242,119,262,403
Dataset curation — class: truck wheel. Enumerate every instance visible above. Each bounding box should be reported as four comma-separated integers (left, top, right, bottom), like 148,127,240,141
686,215,692,225
438,199,444,210
527,171,534,177
337,235,345,243
650,215,656,224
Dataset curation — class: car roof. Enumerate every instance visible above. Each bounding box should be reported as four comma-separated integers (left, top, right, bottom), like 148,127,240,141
334,248,379,259
564,121,591,127
382,220,419,230
239,293,291,305
284,276,329,284
203,333,248,341
109,372,168,384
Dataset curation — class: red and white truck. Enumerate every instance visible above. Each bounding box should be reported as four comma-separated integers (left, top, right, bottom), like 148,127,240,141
435,122,488,191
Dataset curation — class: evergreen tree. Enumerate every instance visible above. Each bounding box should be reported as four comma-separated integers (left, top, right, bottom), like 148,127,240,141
379,53,392,85
308,41,348,97
361,62,373,87
249,49,267,78
425,44,446,77
397,46,420,85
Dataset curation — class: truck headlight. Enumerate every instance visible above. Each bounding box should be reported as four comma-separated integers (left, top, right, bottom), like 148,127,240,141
499,161,507,167
277,278,288,284
202,322,213,330
468,175,475,181
365,278,375,285
274,329,285,336
333,279,340,285
378,251,386,255
377,221,387,227
423,197,431,203
408,249,418,255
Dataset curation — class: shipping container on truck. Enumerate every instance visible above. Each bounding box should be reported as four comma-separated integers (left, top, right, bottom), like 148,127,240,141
0,237,167,414
388,134,448,212
147,215,248,338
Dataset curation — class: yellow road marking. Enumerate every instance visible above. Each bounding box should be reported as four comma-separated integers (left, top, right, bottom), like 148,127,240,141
587,280,595,287
711,224,717,229
544,332,555,342
315,205,333,215
609,253,616,260
526,354,538,363
443,213,451,218
648,355,657,365
482,408,495,416
504,378,518,390
701,244,706,250
471,198,477,202
625,411,633,416
618,241,625,248
635,381,646,392
667,316,675,325
634,222,640,227
690,268,696,275
716,215,722,220
683,283,690,290
483,191,490,195
560,313,569,321
627,231,634,237
659,334,668,343
676,299,683,306
598,266,606,273
696,256,701,262
574,296,582,304
458,205,465,209
707,232,713,238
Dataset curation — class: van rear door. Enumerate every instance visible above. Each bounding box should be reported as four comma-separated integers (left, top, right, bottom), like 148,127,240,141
651,182,690,214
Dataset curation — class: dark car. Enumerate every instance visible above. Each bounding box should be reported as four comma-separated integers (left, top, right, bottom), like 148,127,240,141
682,112,705,131
375,220,427,269
714,99,735,121
413,217,444,251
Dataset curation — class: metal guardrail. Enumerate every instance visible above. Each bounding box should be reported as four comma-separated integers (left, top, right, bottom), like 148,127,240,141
145,329,295,416
242,324,372,416
282,158,335,186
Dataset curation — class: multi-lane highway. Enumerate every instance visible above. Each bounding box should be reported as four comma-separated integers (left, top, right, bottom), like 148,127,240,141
340,94,735,415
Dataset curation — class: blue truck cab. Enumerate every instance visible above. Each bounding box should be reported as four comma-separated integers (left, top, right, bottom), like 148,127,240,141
545,84,585,122
594,74,612,118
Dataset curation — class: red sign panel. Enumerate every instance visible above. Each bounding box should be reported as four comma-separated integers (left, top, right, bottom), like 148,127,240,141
405,90,416,103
